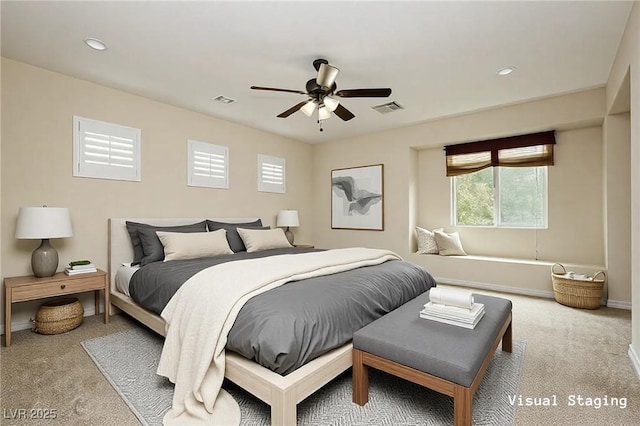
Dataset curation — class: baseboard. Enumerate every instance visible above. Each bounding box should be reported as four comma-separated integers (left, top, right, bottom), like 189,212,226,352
434,276,556,299
0,306,98,335
435,277,631,310
629,345,640,381
607,299,632,310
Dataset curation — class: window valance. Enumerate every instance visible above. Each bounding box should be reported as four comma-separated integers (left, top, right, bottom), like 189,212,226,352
444,130,556,176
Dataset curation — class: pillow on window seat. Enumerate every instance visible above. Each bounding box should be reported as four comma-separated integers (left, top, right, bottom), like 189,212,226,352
434,230,467,256
415,227,443,254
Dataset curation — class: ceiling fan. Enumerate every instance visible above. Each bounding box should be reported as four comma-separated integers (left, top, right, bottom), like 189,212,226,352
250,59,392,128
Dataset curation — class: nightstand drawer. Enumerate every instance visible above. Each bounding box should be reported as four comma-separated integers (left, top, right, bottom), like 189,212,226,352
11,275,105,302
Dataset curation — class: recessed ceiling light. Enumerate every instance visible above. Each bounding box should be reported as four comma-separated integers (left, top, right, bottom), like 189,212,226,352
497,67,515,76
84,38,107,51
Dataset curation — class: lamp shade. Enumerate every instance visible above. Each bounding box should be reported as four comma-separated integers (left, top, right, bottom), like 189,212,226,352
317,63,340,88
276,210,299,228
15,207,73,239
323,96,340,112
300,100,317,117
318,105,331,120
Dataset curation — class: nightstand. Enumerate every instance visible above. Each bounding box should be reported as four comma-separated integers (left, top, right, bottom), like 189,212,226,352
293,244,315,248
3,269,109,346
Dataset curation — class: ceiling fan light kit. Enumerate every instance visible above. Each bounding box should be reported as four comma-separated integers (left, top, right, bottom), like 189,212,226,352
251,58,392,130
317,63,340,89
318,105,331,120
323,96,340,112
300,100,317,117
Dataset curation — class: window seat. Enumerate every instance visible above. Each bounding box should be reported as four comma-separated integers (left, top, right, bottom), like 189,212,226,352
407,252,606,302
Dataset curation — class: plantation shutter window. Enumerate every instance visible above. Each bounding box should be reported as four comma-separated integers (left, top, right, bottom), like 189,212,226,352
445,131,555,177
258,154,285,193
73,116,141,181
187,140,229,189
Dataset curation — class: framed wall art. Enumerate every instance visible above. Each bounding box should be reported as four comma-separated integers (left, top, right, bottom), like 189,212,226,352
331,164,384,230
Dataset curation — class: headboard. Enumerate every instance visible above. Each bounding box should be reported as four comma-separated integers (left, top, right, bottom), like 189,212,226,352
108,217,261,293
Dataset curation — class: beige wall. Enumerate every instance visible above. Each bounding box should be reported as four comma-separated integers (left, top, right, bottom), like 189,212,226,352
606,1,640,377
0,58,313,331
312,88,609,296
603,113,632,304
418,126,604,265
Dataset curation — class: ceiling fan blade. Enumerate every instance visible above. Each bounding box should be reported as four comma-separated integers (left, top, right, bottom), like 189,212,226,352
277,101,307,118
317,63,340,89
251,86,306,95
335,88,392,98
333,104,355,121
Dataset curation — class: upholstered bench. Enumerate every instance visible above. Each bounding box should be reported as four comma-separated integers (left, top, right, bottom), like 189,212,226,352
352,292,512,426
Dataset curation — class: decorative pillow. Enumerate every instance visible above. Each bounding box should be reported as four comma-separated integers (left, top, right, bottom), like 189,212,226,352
126,221,207,265
433,230,467,256
156,230,233,262
415,227,443,254
206,219,263,252
237,227,292,253
137,222,208,266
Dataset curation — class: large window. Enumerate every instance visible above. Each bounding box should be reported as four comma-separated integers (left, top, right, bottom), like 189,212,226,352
453,166,547,228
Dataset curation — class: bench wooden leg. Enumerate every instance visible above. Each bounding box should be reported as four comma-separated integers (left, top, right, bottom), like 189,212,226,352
502,319,512,353
352,349,369,405
453,385,472,426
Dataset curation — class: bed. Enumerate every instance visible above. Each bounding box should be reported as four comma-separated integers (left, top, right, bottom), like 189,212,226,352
108,217,435,425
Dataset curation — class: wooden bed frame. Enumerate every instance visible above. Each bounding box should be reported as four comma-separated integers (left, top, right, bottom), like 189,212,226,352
108,218,353,426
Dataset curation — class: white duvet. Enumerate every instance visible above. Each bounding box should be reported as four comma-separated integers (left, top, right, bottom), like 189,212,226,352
157,247,401,425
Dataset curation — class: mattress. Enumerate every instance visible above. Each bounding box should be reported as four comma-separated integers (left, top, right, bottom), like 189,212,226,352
128,247,436,374
114,263,139,296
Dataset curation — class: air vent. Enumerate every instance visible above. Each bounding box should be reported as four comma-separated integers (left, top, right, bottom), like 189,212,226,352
212,95,236,104
372,101,404,114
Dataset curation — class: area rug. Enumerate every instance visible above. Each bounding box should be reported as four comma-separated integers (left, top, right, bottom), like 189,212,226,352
82,327,525,426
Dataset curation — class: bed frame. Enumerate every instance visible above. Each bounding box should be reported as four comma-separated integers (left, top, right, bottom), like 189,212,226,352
108,218,353,426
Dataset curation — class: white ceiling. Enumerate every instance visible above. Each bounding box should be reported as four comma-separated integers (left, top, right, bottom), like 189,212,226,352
1,1,633,144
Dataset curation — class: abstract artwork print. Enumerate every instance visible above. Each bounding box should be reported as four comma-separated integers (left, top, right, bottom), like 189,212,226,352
331,164,384,230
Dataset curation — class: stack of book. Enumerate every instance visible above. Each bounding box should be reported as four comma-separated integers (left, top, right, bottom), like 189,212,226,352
65,260,97,275
419,288,485,329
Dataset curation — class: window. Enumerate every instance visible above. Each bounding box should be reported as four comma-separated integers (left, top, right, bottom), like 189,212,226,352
257,154,285,193
453,166,547,228
73,116,141,181
187,140,229,189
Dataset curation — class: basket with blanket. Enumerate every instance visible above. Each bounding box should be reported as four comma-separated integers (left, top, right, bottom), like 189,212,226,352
551,263,606,309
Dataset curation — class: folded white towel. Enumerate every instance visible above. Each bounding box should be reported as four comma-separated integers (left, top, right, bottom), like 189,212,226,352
428,287,474,309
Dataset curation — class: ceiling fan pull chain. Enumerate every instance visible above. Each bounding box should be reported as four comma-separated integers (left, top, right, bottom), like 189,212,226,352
317,119,324,132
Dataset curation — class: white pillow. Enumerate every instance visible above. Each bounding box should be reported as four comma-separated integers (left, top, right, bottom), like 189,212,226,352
415,227,443,254
156,229,233,261
433,230,467,256
237,227,292,253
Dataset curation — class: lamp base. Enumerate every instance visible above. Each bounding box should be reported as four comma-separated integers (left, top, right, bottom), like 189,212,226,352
32,239,59,277
284,227,294,245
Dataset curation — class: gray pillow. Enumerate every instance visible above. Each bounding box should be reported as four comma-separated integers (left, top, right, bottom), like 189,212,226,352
206,219,263,252
125,221,149,265
127,221,207,266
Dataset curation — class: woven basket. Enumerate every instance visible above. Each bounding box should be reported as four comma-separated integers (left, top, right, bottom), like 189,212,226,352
32,298,84,335
551,263,605,310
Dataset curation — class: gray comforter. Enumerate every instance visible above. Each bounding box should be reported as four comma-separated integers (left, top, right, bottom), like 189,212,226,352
129,248,435,374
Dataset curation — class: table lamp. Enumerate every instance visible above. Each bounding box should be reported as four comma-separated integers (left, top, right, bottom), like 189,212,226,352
276,210,299,245
15,206,73,277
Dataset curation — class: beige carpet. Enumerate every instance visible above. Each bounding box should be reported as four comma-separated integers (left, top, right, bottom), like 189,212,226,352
1,288,639,425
